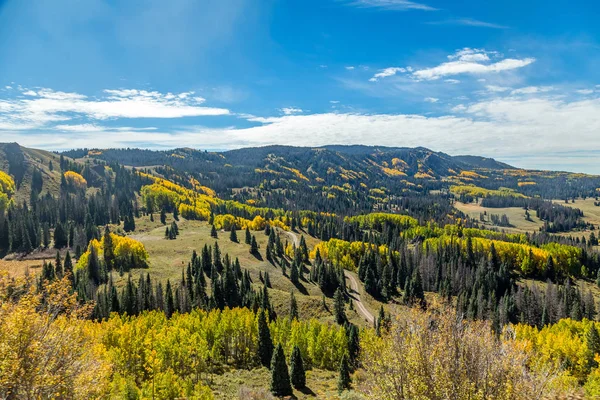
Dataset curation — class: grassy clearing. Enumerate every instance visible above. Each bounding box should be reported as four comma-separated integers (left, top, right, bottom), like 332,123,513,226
208,366,343,399
553,197,600,227
119,214,372,325
455,201,544,233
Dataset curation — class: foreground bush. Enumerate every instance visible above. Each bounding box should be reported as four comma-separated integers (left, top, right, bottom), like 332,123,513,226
358,306,565,400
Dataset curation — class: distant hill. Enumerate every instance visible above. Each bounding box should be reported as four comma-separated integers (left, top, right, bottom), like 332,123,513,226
0,143,63,203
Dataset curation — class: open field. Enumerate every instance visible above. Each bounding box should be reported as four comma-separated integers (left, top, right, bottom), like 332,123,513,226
209,367,348,399
119,214,370,325
553,197,600,227
454,201,544,233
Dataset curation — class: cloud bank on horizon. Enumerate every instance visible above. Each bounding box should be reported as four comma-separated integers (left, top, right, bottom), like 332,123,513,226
0,0,598,173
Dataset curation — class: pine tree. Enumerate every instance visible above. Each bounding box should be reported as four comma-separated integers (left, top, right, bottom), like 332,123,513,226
63,250,73,281
588,325,600,369
337,354,352,393
290,291,299,321
245,227,252,244
289,345,306,389
173,205,179,221
55,251,63,277
258,309,274,367
87,244,102,285
347,325,360,370
334,288,346,325
230,228,238,243
270,344,293,397
165,279,175,318
160,208,167,225
250,235,259,255
103,226,115,271
211,224,218,238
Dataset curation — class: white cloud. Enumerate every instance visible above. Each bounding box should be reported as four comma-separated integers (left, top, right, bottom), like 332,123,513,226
424,97,439,103
576,89,594,95
445,79,461,84
345,66,356,70
428,18,508,29
0,86,230,131
370,48,534,82
413,55,535,81
369,67,406,81
279,107,304,115
486,85,511,93
343,0,437,11
510,86,554,95
330,100,340,104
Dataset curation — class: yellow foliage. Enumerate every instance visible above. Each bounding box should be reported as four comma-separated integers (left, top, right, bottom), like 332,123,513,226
450,184,527,198
0,273,110,399
0,170,15,195
518,181,537,187
459,170,488,179
381,166,407,177
360,305,566,399
514,318,600,393
414,172,434,179
76,234,149,271
282,166,309,181
64,171,87,190
310,238,394,271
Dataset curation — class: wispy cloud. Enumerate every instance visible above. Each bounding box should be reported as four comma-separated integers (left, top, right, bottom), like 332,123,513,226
342,0,437,12
370,48,535,82
510,86,554,95
427,18,509,29
369,67,408,81
279,107,304,115
424,97,439,103
0,87,230,131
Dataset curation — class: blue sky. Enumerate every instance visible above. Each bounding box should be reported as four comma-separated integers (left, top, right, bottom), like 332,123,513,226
0,0,599,172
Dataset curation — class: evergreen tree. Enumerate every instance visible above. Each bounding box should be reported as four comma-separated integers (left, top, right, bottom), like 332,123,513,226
270,343,293,397
289,291,298,321
87,244,102,285
103,226,115,271
289,345,306,389
337,354,352,393
173,204,179,221
211,224,218,238
54,251,63,277
250,235,259,255
245,227,252,244
53,222,68,249
165,279,175,318
334,288,346,325
258,309,274,367
588,325,600,369
160,208,167,225
230,228,238,243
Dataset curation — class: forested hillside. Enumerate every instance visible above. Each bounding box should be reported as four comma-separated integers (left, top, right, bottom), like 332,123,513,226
3,142,600,399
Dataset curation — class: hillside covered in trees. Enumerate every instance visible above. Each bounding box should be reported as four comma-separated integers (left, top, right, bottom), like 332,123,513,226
3,142,600,399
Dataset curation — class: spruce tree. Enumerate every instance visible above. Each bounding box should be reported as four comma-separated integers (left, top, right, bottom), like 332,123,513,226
270,343,293,397
165,279,175,318
250,235,259,255
258,309,274,367
588,325,600,369
230,228,238,243
337,354,351,393
103,226,115,271
289,345,306,389
211,224,218,238
245,227,252,244
334,288,346,325
160,208,167,225
290,291,298,321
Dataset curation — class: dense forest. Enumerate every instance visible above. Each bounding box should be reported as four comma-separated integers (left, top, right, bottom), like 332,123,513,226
2,142,600,399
